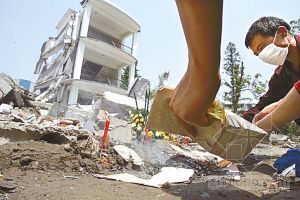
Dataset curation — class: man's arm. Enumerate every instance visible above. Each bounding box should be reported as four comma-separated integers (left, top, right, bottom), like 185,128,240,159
169,0,223,127
256,81,300,131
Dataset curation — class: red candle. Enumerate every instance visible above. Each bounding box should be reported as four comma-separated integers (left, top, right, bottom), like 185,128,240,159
145,128,149,144
102,118,110,148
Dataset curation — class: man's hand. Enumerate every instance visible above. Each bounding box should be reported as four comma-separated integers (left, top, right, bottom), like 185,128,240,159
253,100,282,123
169,67,221,127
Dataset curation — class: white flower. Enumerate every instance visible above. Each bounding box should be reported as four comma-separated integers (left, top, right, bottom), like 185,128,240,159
130,114,134,118
155,131,160,137
137,126,142,131
131,123,136,128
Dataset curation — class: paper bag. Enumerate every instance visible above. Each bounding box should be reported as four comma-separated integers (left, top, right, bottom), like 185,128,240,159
146,87,267,162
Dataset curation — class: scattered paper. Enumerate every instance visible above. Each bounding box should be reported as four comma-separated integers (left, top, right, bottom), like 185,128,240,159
281,164,295,177
223,164,240,174
94,167,194,188
223,164,241,181
227,175,241,181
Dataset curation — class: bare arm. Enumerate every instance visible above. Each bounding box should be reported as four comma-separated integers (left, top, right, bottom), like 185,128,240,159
170,0,223,127
256,87,300,132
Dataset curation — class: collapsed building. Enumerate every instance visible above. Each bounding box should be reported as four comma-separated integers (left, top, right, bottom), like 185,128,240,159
34,0,150,106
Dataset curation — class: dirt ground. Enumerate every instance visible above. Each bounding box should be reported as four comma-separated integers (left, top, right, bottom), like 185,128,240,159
1,141,300,200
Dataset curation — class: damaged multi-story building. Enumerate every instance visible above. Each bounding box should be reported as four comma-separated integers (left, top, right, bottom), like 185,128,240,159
34,0,148,105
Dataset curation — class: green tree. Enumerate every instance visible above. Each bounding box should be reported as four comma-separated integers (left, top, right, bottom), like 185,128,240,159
289,19,300,34
223,42,249,113
120,66,129,89
249,73,268,100
121,65,140,90
223,42,267,113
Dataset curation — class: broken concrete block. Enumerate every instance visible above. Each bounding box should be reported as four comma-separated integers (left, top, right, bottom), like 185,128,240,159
11,88,24,107
113,145,143,166
0,104,13,114
0,114,12,122
0,73,15,100
0,121,90,144
146,87,267,162
128,77,151,99
11,114,26,123
0,73,36,108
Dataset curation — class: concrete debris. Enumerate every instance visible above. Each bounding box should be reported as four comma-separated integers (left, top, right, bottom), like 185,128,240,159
0,104,13,114
0,121,89,144
1,72,296,199
11,114,26,123
113,145,143,166
282,139,300,148
270,133,288,142
0,73,14,98
0,73,35,108
103,91,145,110
94,167,194,188
1,141,105,173
0,182,17,193
0,138,9,145
128,77,151,99
46,93,141,132
39,117,83,129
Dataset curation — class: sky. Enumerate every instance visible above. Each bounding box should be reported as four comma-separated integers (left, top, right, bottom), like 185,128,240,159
0,0,299,102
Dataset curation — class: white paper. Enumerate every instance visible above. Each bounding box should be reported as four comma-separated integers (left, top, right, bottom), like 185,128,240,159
94,167,194,188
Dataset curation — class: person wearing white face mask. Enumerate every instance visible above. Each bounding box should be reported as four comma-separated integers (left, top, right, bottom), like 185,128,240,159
258,26,294,66
242,16,300,131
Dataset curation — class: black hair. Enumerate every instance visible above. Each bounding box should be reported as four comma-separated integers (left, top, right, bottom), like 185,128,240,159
245,16,291,48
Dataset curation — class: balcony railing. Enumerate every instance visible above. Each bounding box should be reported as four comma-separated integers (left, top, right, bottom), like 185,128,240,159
80,68,128,90
87,27,133,54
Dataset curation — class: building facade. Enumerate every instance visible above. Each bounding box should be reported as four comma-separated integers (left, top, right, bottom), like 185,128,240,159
34,0,140,105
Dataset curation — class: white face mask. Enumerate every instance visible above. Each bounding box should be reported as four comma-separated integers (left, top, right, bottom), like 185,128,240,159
258,33,292,66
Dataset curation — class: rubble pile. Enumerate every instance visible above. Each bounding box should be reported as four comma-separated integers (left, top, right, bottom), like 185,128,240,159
38,116,83,129
269,132,300,148
2,73,299,199
0,141,99,173
0,73,35,108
